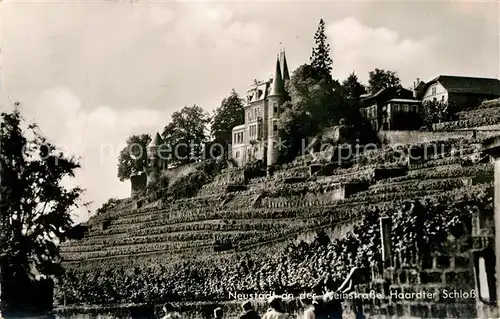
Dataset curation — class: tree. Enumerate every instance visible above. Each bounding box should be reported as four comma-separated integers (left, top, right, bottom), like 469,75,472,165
0,108,84,315
162,105,210,165
278,64,349,163
421,100,455,127
310,19,333,77
368,68,401,93
211,89,245,144
287,64,336,129
278,101,311,163
117,134,151,182
341,72,366,98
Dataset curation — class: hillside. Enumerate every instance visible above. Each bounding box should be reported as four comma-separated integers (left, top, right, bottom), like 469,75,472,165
56,130,494,308
53,101,500,318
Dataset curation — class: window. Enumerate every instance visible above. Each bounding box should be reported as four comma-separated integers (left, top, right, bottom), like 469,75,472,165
393,104,400,112
102,220,111,230
250,125,256,137
233,133,237,144
432,86,437,95
273,120,278,133
273,102,278,115
235,151,240,158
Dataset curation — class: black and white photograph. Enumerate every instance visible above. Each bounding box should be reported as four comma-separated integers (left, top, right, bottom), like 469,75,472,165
1,0,500,318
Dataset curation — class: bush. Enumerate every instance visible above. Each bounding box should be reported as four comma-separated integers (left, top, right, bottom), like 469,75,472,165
145,176,170,202
169,170,211,200
95,198,121,215
422,100,455,127
144,159,229,203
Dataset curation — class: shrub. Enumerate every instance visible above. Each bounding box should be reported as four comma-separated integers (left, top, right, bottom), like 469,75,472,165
169,170,211,200
95,198,121,215
421,100,455,127
145,176,170,202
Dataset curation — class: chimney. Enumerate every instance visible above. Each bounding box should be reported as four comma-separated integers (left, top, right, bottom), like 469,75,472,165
413,78,420,89
413,77,422,98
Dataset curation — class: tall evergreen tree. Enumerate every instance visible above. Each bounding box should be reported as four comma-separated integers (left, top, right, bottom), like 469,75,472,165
310,19,333,77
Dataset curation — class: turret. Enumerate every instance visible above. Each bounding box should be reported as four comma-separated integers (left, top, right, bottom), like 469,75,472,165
146,132,164,185
267,55,286,168
269,55,285,97
280,49,290,82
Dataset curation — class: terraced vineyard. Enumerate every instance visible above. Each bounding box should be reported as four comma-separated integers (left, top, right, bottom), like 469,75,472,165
433,98,500,130
58,134,496,308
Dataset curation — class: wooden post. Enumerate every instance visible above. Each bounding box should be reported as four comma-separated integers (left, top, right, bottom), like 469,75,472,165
380,217,392,268
494,158,500,308
481,136,500,315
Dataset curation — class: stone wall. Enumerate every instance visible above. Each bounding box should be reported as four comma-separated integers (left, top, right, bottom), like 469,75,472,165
345,237,478,318
340,195,497,319
162,162,201,186
322,125,356,144
295,220,361,244
130,173,146,196
378,130,473,145
379,129,500,146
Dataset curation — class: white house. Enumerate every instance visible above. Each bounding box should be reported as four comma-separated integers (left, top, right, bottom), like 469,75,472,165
417,75,500,110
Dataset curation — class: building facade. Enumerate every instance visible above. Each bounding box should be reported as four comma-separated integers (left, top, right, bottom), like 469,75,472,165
360,87,422,131
231,51,290,167
418,75,500,111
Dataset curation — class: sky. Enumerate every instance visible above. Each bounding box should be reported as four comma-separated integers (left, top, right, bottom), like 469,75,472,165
1,0,499,223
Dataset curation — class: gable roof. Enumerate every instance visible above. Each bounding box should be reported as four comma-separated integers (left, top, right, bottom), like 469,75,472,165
360,86,413,106
425,75,500,95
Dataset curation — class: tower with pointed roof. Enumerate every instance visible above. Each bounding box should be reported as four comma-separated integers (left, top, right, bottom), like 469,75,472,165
230,50,290,168
280,49,290,83
267,54,286,167
146,132,165,186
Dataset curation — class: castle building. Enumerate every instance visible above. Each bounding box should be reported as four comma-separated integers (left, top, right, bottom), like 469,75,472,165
231,50,290,167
